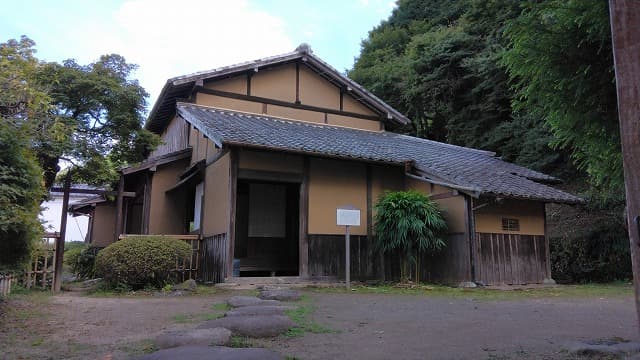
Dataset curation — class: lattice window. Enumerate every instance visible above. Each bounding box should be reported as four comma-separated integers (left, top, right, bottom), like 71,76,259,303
501,218,520,232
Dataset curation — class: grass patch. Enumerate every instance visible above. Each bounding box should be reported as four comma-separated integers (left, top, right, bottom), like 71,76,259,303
306,282,633,301
229,335,256,348
172,302,229,324
285,304,331,337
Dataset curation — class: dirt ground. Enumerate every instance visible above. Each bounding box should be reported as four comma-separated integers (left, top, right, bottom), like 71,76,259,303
0,286,637,360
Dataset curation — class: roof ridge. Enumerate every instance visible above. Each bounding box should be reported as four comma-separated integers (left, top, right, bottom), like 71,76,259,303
176,102,386,134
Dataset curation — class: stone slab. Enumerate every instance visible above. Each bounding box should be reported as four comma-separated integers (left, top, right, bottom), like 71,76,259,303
565,340,640,356
154,327,231,349
227,296,281,308
225,305,293,317
197,314,295,338
138,345,283,360
258,289,301,301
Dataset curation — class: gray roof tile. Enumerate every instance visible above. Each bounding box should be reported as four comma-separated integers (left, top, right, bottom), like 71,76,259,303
177,103,582,204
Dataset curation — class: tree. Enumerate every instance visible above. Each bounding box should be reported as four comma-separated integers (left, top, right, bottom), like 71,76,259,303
0,37,47,269
502,0,622,194
373,191,448,281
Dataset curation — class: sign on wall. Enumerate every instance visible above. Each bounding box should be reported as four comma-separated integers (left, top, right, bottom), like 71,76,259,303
336,208,360,226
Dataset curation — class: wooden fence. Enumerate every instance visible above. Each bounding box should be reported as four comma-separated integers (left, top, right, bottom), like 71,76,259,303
0,274,16,297
119,234,201,281
23,233,58,289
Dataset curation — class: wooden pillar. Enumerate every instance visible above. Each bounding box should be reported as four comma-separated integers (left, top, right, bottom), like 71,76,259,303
52,175,71,292
227,149,238,278
609,0,640,332
299,157,310,278
114,173,125,242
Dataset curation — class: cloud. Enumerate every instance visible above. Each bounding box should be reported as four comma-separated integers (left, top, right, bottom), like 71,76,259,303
79,0,294,107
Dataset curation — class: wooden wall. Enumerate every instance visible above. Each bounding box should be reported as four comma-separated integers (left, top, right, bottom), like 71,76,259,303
474,233,548,285
200,233,227,283
148,116,189,158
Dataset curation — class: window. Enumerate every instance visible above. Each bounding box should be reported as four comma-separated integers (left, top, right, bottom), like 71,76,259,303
193,182,204,231
501,218,520,232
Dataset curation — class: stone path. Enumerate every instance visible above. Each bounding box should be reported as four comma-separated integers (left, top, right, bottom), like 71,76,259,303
144,288,302,359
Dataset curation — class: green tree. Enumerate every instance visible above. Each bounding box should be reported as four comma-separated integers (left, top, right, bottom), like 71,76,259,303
0,37,47,269
502,0,621,194
374,191,448,282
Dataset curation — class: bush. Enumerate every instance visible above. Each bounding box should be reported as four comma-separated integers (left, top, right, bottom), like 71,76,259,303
550,218,631,283
95,236,191,289
65,244,100,279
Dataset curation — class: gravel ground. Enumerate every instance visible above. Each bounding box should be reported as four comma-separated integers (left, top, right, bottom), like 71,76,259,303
1,288,637,360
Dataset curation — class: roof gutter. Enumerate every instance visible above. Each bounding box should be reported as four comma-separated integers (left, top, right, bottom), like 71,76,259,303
405,172,481,198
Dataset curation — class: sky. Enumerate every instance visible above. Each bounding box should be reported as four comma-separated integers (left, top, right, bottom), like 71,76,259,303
0,0,396,109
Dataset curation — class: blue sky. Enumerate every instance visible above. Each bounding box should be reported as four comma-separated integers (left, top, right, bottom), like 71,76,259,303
0,0,395,108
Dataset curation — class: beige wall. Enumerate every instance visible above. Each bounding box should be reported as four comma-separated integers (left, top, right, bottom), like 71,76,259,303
148,159,190,234
298,65,339,109
252,64,297,102
202,152,231,236
474,199,545,235
238,149,303,174
406,178,468,234
91,203,116,248
196,93,264,114
191,63,385,131
308,158,367,235
206,76,247,94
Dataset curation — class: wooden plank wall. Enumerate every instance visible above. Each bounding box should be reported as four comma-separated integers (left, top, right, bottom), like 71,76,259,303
308,235,376,280
475,233,547,285
382,233,470,285
148,117,189,158
200,233,227,283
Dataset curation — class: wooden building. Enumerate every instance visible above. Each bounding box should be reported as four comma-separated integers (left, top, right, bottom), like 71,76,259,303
83,44,582,286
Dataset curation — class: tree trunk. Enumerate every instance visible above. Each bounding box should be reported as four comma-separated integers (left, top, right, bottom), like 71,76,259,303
609,0,640,333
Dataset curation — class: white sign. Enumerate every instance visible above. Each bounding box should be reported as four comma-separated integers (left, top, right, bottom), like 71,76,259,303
337,208,360,226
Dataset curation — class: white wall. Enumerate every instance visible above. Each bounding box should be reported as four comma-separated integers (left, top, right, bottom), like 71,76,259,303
40,196,89,243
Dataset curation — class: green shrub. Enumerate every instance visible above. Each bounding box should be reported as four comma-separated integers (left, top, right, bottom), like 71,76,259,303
550,218,631,283
374,190,448,281
65,244,100,279
95,236,191,289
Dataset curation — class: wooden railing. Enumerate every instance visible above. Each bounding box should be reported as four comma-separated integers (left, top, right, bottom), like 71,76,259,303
118,234,201,281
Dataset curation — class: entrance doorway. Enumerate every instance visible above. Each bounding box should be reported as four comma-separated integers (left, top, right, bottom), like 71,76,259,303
234,180,299,276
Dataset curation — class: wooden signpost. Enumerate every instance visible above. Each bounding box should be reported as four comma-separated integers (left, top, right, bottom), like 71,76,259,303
337,207,360,289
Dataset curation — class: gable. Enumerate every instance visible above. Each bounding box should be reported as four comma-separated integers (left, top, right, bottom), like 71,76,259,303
194,62,383,131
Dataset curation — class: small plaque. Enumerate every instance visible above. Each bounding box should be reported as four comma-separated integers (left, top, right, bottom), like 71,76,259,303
337,208,360,226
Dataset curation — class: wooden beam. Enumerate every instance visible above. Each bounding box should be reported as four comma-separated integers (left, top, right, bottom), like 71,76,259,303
114,175,125,243
49,187,135,197
246,73,252,96
299,157,310,278
609,0,640,331
227,149,238,278
52,175,71,292
295,62,301,104
238,169,303,183
142,172,152,234
196,87,383,122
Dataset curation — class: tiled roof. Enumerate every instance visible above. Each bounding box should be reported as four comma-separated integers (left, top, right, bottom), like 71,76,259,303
177,103,583,204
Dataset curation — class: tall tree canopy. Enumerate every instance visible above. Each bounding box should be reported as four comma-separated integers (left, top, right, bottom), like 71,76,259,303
0,36,158,268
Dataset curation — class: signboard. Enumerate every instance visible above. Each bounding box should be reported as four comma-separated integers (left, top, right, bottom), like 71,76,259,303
337,208,360,226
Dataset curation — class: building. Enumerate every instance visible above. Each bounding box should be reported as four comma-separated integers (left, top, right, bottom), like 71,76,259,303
81,45,581,285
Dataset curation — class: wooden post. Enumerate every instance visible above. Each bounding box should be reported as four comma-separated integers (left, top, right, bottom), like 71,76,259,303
345,225,350,289
609,0,640,332
114,173,125,242
299,157,309,278
52,175,70,292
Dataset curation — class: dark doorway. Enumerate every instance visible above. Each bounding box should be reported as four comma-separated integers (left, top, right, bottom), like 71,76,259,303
235,180,299,276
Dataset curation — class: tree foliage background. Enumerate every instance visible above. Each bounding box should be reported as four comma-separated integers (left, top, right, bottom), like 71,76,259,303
352,0,628,281
0,36,158,269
